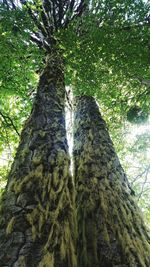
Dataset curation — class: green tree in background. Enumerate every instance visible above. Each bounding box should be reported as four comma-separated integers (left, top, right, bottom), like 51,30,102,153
0,0,150,266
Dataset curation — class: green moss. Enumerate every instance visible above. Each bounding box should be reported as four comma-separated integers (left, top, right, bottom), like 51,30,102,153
92,223,98,262
12,164,44,194
68,235,77,267
38,252,54,267
78,174,150,266
26,208,39,240
34,164,43,178
44,224,56,251
63,221,77,267
7,151,76,266
99,192,108,215
20,146,29,158
92,177,98,184
88,129,93,140
12,175,31,193
53,167,59,187
102,225,110,243
32,153,42,165
60,237,66,260
63,164,70,178
47,175,52,192
86,196,95,212
18,256,27,267
6,216,15,235
39,130,46,137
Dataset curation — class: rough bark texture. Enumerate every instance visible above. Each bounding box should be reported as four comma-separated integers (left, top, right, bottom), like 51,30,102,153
73,95,150,267
0,49,77,267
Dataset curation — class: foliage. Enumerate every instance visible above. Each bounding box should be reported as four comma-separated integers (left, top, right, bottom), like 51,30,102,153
107,119,150,227
127,106,149,124
0,3,43,182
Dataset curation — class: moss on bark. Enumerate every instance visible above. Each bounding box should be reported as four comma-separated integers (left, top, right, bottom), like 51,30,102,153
73,95,150,267
0,49,77,267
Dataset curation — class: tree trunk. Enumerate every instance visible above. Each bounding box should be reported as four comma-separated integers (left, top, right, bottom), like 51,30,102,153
73,95,150,267
0,49,77,267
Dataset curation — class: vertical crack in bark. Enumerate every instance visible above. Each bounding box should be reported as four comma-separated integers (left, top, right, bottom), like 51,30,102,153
73,95,150,267
0,49,77,267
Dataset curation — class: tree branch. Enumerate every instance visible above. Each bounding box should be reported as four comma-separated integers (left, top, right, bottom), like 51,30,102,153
137,165,150,201
0,111,20,137
134,77,150,86
63,0,86,27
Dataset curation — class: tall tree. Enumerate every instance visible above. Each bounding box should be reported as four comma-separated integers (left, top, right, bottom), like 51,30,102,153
0,1,86,266
0,50,78,267
0,0,150,266
73,95,150,267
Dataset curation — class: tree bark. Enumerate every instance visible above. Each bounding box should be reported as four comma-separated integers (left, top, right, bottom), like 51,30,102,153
73,95,150,267
0,49,77,267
